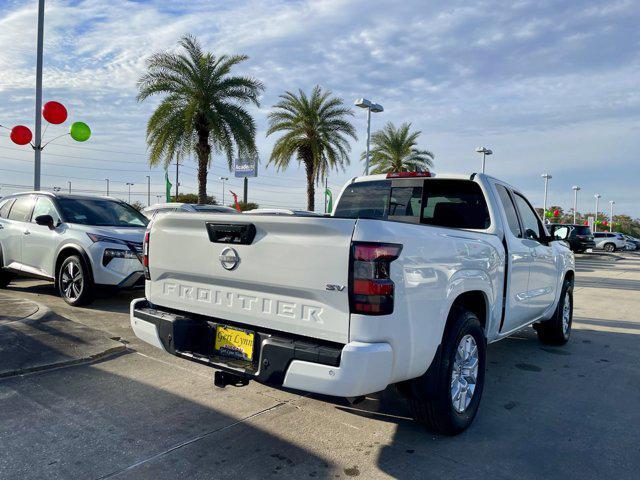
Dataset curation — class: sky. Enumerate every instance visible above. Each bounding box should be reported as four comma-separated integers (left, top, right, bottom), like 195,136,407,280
0,0,639,216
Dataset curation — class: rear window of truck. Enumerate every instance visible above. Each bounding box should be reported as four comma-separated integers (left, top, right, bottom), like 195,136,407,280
334,179,490,229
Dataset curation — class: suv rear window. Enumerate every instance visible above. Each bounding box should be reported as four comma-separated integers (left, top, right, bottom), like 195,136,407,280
334,179,490,229
573,226,591,236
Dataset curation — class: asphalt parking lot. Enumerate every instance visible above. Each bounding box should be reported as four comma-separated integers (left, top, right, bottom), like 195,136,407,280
1,252,639,479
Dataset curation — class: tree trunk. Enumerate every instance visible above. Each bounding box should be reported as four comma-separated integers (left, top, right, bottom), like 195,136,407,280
304,157,315,212
196,129,210,204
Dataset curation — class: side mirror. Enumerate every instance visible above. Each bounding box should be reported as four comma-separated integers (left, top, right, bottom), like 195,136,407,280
35,214,55,229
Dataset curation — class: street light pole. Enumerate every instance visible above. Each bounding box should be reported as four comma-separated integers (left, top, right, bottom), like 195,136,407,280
355,99,383,175
609,200,615,232
572,185,580,224
33,0,45,191
594,193,601,232
105,178,109,196
126,182,134,204
67,181,71,194
541,173,552,220
220,177,229,205
475,147,493,173
146,175,151,206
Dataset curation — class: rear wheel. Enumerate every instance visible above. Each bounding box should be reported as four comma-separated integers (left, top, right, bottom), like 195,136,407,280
404,307,486,435
57,255,94,306
0,269,14,288
604,243,616,252
535,278,573,345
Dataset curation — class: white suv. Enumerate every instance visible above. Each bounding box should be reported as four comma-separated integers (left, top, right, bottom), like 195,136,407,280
593,232,626,252
0,192,148,306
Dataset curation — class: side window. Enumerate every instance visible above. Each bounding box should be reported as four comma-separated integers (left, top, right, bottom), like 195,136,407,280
554,226,570,240
7,195,35,222
513,193,543,241
32,197,61,225
421,180,490,229
496,185,521,238
0,199,15,218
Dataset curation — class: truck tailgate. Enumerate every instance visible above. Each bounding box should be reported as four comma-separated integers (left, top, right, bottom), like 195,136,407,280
146,213,357,343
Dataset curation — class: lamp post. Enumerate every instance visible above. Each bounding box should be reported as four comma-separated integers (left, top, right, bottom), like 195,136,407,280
572,185,580,224
355,98,384,175
594,193,601,232
609,200,615,232
475,147,493,174
146,175,151,206
126,182,134,204
67,181,71,194
219,177,229,205
105,178,109,196
33,0,45,190
541,174,552,220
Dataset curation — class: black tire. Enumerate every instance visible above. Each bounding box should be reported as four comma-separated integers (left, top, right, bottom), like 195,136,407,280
0,269,13,288
57,255,94,306
404,307,486,435
603,243,616,252
535,278,573,345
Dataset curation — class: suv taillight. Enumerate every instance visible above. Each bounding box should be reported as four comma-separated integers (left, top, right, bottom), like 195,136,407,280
350,242,402,315
143,230,150,280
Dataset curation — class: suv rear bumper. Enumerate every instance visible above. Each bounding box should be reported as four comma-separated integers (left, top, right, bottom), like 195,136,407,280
130,298,393,397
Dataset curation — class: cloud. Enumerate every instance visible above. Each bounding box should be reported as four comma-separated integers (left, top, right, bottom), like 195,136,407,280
0,0,639,215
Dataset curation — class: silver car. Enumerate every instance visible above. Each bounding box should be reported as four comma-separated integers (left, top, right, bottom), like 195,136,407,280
593,231,626,252
0,192,148,306
142,202,238,219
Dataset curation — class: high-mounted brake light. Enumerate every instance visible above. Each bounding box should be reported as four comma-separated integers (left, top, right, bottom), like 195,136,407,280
350,242,402,315
386,171,431,179
143,230,150,280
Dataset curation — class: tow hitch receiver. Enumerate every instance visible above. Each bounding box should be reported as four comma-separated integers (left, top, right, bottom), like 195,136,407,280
214,370,249,388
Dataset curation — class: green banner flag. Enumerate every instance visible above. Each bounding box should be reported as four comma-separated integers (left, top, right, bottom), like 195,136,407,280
165,170,172,202
325,188,333,213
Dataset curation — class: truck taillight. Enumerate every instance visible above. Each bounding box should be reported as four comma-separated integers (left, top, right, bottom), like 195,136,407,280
143,230,150,280
350,242,402,315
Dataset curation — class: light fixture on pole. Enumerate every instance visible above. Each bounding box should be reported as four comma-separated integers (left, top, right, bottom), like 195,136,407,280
609,200,615,232
594,193,601,232
475,147,493,174
572,185,580,224
355,98,384,175
220,177,229,205
541,174,552,220
126,182,134,204
105,178,109,196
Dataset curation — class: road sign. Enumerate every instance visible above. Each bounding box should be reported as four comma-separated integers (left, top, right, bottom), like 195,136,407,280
234,157,258,178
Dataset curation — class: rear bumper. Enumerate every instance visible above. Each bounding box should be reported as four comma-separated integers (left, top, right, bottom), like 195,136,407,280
130,298,393,397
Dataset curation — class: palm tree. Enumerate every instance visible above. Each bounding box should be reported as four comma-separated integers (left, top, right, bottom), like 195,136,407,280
267,86,357,211
137,35,264,204
365,122,434,174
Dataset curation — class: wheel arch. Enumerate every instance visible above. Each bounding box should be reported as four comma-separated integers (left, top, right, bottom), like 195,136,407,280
446,290,488,336
54,244,94,288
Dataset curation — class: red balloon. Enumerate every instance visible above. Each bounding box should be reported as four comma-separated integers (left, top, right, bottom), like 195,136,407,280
42,101,67,124
602,220,608,226
10,125,33,145
584,221,589,225
553,209,560,217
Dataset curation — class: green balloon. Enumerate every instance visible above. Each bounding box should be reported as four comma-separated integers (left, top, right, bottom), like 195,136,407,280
70,121,91,142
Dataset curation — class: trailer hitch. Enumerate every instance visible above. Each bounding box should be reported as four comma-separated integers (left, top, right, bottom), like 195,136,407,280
214,370,249,388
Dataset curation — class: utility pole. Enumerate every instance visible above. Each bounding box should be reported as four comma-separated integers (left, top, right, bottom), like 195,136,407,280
220,177,229,204
33,0,45,190
572,185,580,224
126,182,134,204
146,175,151,206
541,173,552,220
67,181,71,194
594,194,601,232
609,200,615,232
105,178,109,196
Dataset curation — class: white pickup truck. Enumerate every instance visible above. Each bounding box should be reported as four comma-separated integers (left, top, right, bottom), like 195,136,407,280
131,172,575,435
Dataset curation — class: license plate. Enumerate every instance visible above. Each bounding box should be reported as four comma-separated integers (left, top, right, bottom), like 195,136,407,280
214,325,255,361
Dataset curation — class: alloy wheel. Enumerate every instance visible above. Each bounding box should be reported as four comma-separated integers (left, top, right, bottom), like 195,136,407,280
450,334,479,413
562,291,571,335
61,260,83,300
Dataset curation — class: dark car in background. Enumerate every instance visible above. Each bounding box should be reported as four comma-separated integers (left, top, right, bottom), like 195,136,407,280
549,224,596,253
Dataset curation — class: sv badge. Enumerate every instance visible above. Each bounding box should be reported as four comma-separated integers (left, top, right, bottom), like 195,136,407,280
325,284,346,292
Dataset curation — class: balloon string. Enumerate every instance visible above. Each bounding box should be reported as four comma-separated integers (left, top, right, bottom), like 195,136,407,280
41,132,70,149
41,122,49,142
0,124,10,130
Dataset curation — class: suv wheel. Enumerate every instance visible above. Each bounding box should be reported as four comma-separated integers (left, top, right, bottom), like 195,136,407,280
403,307,486,435
0,269,14,288
57,255,94,306
603,243,616,252
535,278,573,345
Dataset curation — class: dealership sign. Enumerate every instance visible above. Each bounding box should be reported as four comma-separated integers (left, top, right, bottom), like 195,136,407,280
234,157,258,178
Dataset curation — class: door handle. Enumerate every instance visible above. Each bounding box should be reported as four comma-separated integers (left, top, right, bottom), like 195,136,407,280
24,230,31,235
